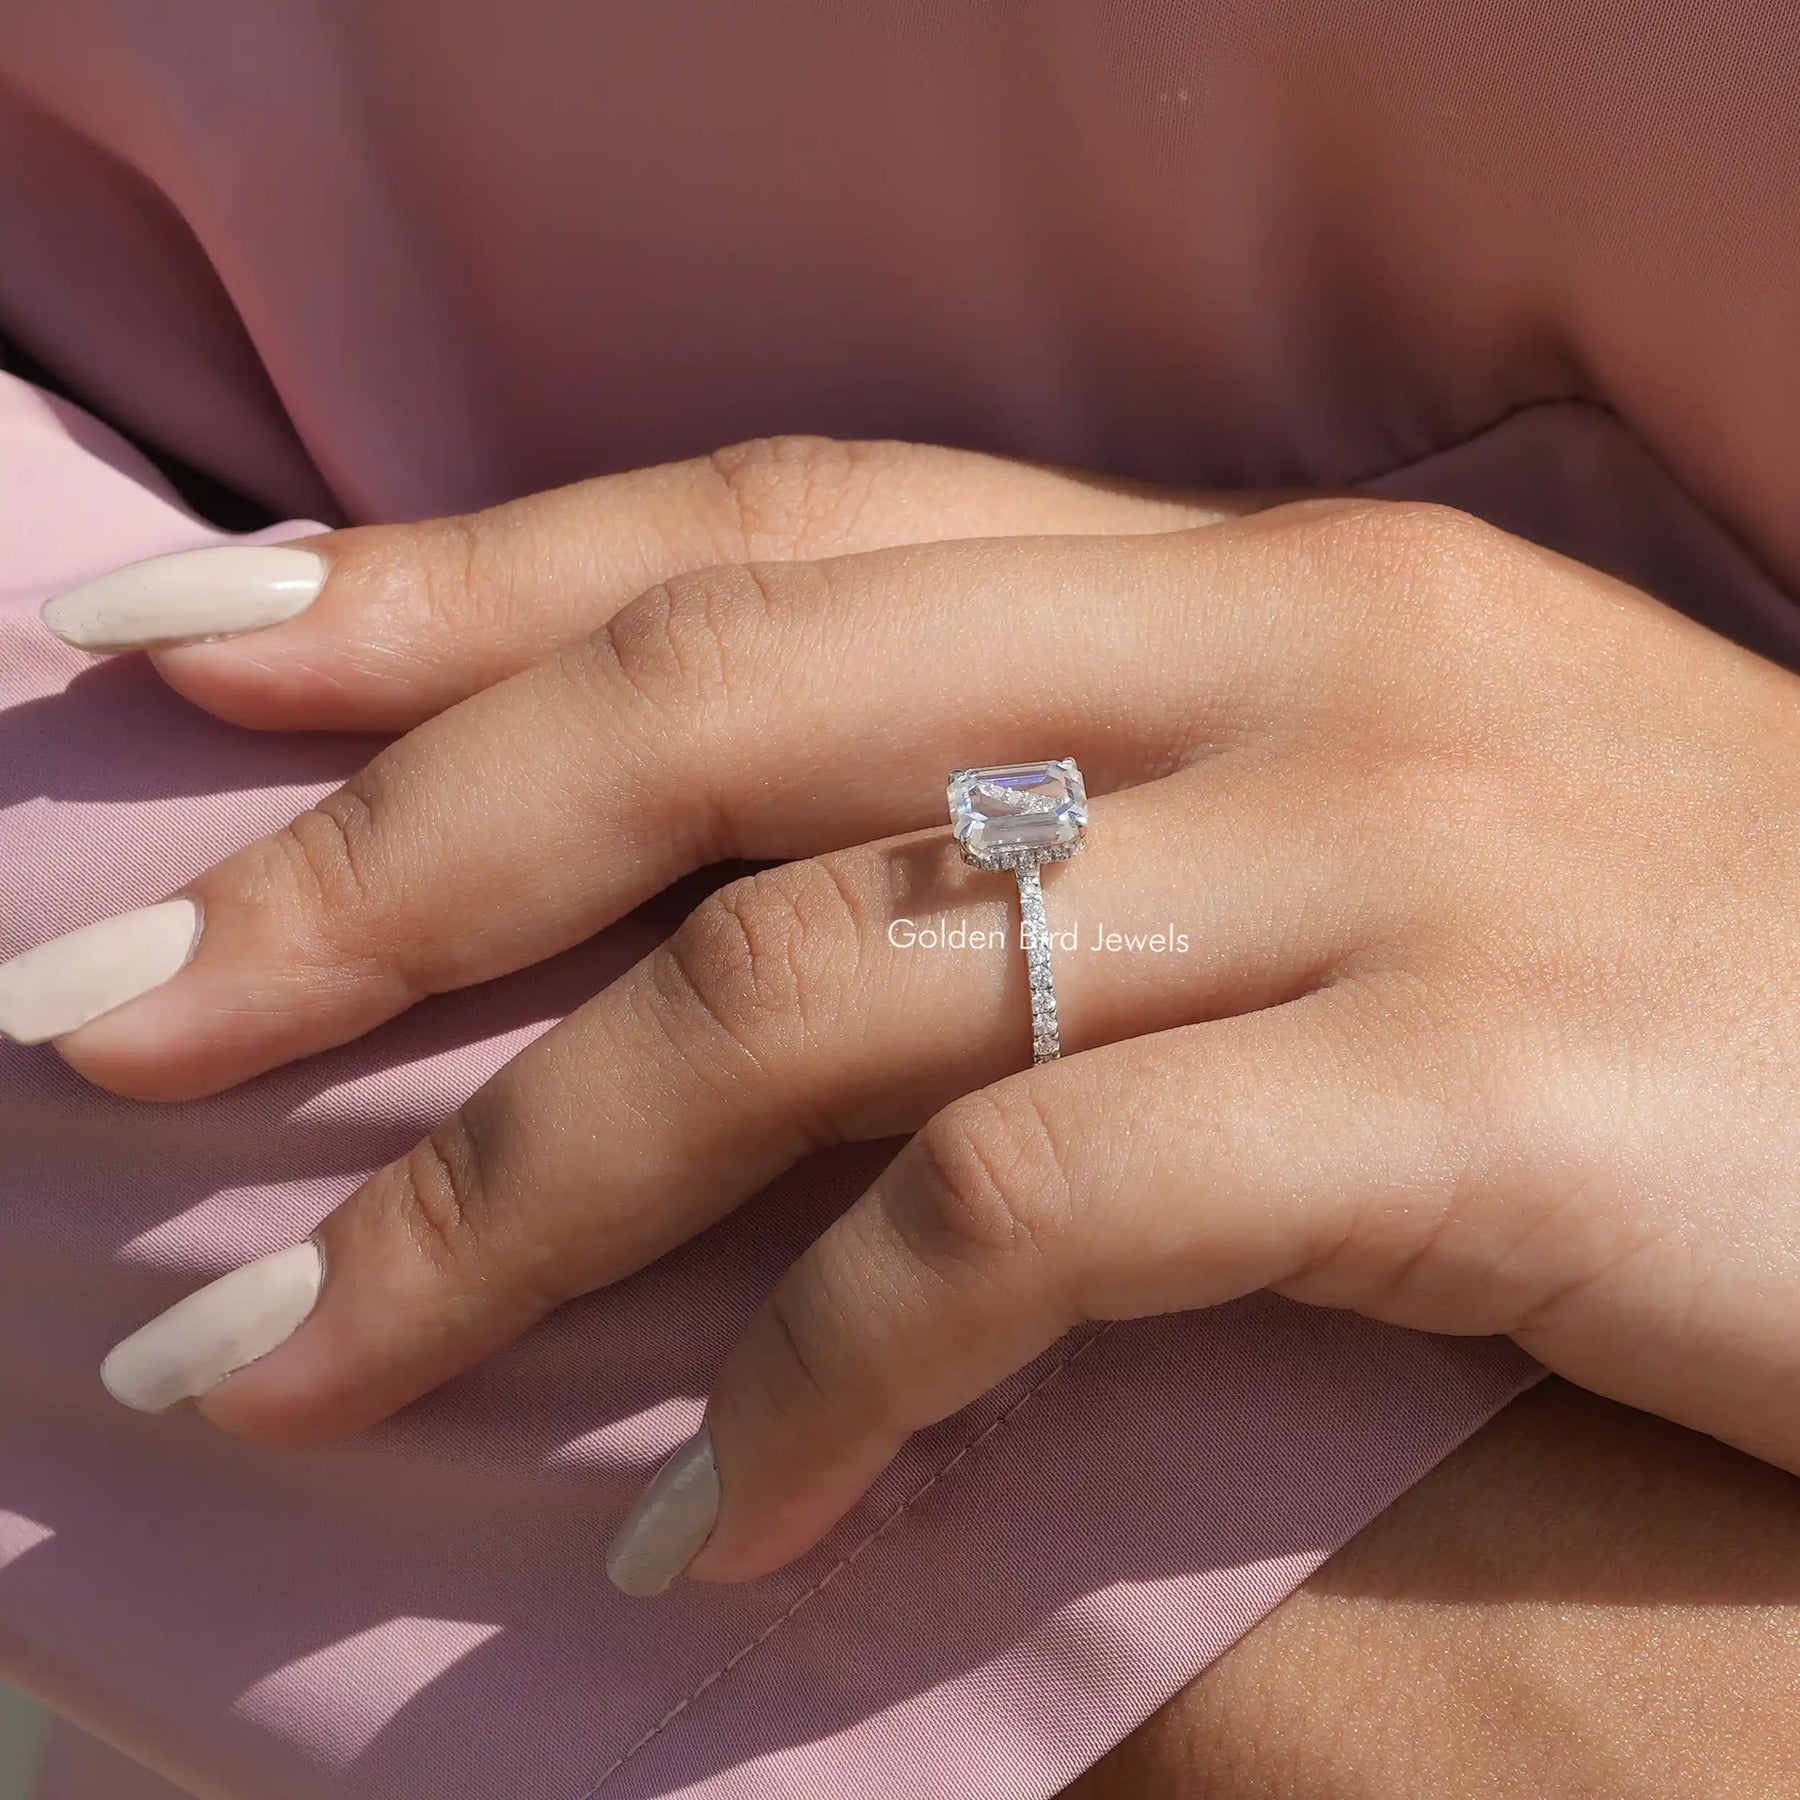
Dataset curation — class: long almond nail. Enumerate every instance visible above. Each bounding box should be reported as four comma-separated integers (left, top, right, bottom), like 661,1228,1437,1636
41,545,326,653
0,899,201,1045
101,1241,325,1413
606,1428,720,1597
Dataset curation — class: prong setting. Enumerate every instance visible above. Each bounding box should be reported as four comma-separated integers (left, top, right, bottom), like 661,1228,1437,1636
948,759,1088,868
946,759,1086,1062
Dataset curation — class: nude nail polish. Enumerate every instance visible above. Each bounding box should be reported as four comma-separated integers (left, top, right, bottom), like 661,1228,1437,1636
0,898,201,1045
41,545,326,653
606,1428,720,1597
100,1241,325,1413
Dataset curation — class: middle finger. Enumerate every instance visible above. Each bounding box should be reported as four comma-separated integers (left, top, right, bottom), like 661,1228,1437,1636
48,515,1356,1100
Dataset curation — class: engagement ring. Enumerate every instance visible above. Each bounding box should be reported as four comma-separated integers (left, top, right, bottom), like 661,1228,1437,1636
947,759,1088,1064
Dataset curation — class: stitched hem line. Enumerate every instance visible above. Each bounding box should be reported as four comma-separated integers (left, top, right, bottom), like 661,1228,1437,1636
574,1321,1118,1799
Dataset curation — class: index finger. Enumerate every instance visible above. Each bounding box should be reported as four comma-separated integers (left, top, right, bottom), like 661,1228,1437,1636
42,436,1234,731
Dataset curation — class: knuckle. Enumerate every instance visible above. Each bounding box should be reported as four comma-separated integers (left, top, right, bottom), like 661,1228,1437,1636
756,1274,840,1414
1301,495,1499,565
274,769,387,917
705,434,880,558
1380,502,1523,612
388,1114,494,1270
379,1105,582,1311
662,860,864,1070
413,509,513,632
585,560,832,863
898,1087,1075,1274
1269,498,1542,729
1292,496,1510,622
592,561,801,720
590,576,728,716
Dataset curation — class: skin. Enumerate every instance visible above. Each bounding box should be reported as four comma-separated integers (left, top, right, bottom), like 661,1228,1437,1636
1070,1382,1800,1798
36,435,1800,1771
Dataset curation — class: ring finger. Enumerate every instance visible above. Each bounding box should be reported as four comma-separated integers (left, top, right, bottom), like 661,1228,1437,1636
97,759,1412,1450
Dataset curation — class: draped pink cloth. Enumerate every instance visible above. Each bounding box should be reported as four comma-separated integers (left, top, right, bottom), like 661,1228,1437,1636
2,3,1794,1794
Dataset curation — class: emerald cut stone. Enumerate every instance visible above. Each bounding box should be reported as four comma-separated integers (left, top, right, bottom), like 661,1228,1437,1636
947,759,1087,864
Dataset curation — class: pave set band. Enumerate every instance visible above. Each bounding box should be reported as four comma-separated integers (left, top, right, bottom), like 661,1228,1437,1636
947,758,1089,1065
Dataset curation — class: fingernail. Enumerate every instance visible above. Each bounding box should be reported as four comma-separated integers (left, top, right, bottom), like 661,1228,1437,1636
606,1428,720,1598
101,1240,325,1413
41,545,326,653
0,899,201,1046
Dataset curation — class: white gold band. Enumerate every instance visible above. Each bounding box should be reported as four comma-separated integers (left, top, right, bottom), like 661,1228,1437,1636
1016,859,1061,1064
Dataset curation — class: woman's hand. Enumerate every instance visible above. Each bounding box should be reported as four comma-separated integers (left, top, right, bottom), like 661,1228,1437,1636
13,436,1800,1594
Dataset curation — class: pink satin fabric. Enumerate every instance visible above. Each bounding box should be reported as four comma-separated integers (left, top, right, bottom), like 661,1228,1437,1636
1,2,1794,1794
